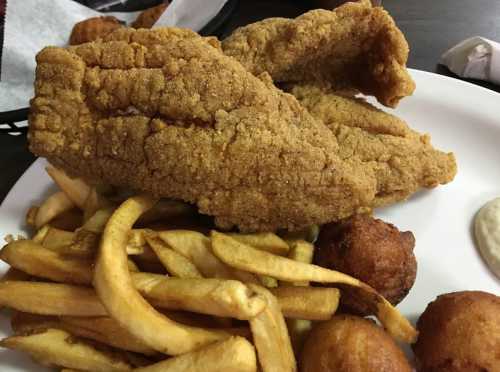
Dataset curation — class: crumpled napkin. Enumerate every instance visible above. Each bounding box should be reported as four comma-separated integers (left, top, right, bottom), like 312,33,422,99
440,36,500,85
0,0,227,113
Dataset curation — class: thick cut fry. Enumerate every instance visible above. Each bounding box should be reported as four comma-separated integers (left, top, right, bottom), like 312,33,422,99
211,231,417,343
283,240,314,286
248,284,296,372
228,233,289,256
60,316,156,355
132,272,265,320
33,225,50,243
271,286,339,320
35,191,75,229
0,240,93,285
146,237,202,278
11,312,60,334
0,281,106,316
0,328,133,372
50,208,83,231
42,227,75,250
82,208,115,233
83,188,112,222
94,195,229,355
135,336,257,372
46,165,91,209
159,230,258,283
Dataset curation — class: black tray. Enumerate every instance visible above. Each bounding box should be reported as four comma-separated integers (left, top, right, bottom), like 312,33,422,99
0,0,239,135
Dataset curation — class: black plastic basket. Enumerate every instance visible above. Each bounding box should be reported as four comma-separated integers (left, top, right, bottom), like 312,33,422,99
0,0,238,135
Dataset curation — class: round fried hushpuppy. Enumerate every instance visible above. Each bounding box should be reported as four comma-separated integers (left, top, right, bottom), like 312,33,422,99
315,214,416,314
413,291,500,372
301,315,412,372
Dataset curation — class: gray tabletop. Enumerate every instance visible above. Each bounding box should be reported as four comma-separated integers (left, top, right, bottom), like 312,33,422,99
1,0,499,203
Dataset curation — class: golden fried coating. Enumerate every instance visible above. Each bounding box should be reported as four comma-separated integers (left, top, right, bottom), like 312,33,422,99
69,16,123,45
29,28,372,232
413,291,500,372
289,84,457,207
222,0,415,107
315,214,417,314
131,2,169,29
301,315,412,372
29,27,457,232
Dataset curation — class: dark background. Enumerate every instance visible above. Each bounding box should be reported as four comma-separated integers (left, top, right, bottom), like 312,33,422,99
1,0,500,203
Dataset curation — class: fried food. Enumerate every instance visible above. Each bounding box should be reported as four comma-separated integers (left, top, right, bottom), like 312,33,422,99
29,26,456,232
222,0,415,108
289,84,457,206
211,231,417,343
0,328,133,372
315,214,417,314
69,16,123,45
301,315,412,372
35,191,74,228
94,195,229,355
131,2,169,29
248,284,296,372
413,291,500,372
134,336,257,372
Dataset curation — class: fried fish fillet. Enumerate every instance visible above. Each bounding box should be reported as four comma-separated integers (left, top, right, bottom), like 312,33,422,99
288,84,457,207
222,0,415,108
29,28,455,232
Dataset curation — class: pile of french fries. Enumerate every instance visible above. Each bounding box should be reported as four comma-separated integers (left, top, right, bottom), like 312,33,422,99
0,166,417,372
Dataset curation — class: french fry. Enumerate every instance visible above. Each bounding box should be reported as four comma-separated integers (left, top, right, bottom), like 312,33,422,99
134,336,257,372
248,284,296,372
94,195,229,355
82,207,115,233
228,233,289,256
60,316,156,355
270,286,339,320
33,225,50,243
42,227,75,250
82,187,111,222
283,240,314,286
211,231,417,343
0,281,107,316
146,237,203,278
281,225,320,243
259,275,278,288
46,165,91,209
159,230,258,283
0,328,133,372
0,240,93,285
35,191,75,229
132,272,265,320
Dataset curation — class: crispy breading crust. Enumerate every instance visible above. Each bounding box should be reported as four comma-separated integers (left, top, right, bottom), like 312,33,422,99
222,0,415,107
29,28,376,232
289,84,457,207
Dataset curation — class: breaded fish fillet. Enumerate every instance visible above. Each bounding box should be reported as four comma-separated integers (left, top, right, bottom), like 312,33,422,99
29,28,455,232
222,0,415,108
289,84,457,207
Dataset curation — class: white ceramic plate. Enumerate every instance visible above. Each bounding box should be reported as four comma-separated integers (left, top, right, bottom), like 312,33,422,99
0,69,499,370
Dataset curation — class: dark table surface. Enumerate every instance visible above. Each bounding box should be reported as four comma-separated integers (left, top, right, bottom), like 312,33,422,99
1,0,500,203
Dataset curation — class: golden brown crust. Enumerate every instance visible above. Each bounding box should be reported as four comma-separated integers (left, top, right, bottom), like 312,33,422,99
131,2,169,29
315,214,417,314
29,27,457,232
69,16,123,45
222,0,415,107
29,27,374,232
413,291,500,372
289,84,457,207
301,315,412,372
